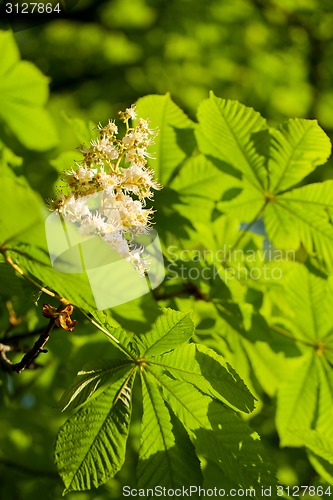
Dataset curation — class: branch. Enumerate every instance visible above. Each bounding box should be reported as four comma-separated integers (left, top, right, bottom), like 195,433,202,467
0,319,55,373
0,302,78,374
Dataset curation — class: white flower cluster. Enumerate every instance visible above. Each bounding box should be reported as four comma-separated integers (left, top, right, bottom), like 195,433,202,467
49,105,161,276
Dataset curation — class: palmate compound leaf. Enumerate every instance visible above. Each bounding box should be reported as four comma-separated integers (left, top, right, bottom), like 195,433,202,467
137,371,202,493
137,308,194,357
197,93,333,270
148,343,255,413
54,306,260,494
154,375,276,498
55,368,134,493
219,183,333,272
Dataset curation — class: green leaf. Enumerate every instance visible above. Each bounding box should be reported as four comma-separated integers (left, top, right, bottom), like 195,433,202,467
268,119,332,193
158,376,276,495
62,113,98,145
268,266,333,445
138,308,194,357
150,343,255,413
93,294,161,336
9,243,97,312
278,265,333,342
0,175,46,246
315,356,333,438
217,180,266,221
264,181,333,267
58,358,133,411
224,180,333,271
55,370,134,493
196,93,333,271
170,154,227,201
91,308,145,352
276,353,318,447
196,92,268,190
293,429,333,464
0,28,20,73
135,93,196,184
0,263,24,298
0,31,58,150
308,452,333,486
137,371,202,490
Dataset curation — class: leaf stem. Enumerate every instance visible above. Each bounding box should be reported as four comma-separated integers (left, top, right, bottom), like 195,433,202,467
223,201,267,264
269,323,317,348
78,310,137,361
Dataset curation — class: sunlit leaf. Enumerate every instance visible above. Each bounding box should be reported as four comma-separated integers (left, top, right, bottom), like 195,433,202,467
268,119,331,193
55,371,134,493
137,371,201,490
0,31,58,150
138,308,194,357
135,93,196,184
160,377,276,495
196,92,268,190
58,358,133,411
149,343,255,413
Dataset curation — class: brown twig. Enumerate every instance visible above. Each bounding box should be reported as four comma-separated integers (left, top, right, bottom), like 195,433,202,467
0,302,78,374
0,319,56,373
0,249,77,372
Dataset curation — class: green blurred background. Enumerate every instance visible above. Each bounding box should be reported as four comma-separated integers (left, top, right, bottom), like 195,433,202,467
10,0,333,143
2,0,333,193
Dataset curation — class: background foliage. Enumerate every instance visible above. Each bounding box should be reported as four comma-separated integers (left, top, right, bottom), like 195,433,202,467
1,0,333,498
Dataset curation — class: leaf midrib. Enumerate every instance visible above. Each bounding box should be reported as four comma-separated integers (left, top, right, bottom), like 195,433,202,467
270,123,313,193
65,369,134,491
274,198,333,242
141,374,175,482
210,97,266,192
